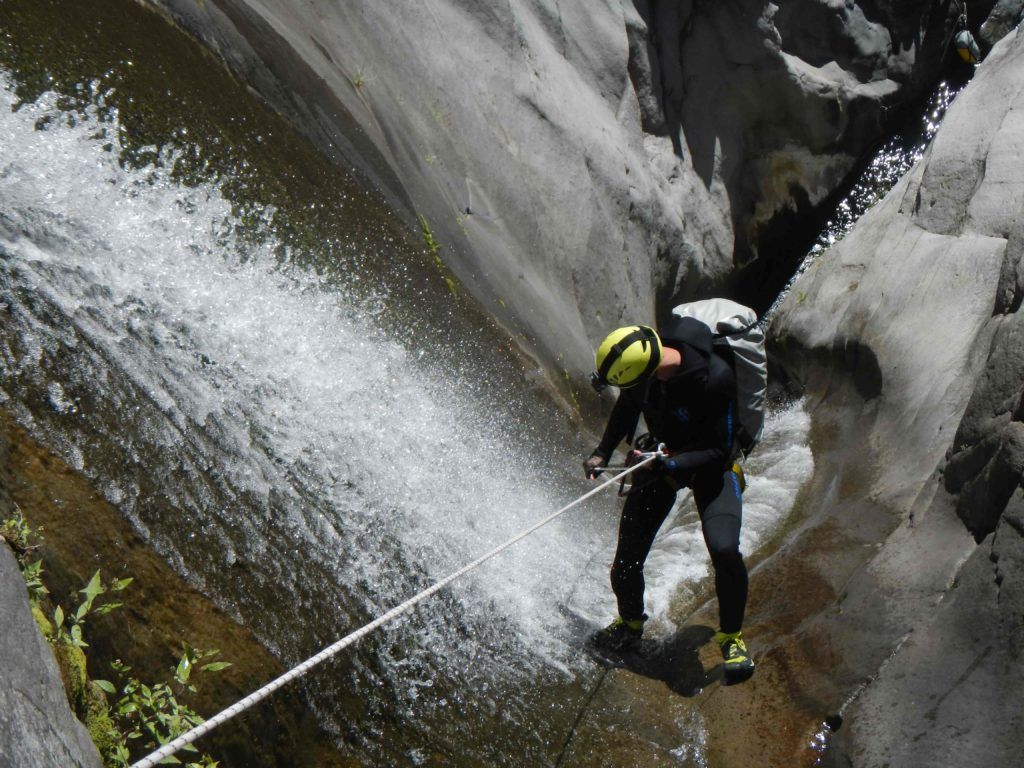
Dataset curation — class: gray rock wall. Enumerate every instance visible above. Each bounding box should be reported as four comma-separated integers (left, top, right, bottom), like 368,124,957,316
980,0,1024,44
0,544,102,768
769,23,1024,766
0,435,99,767
140,0,969,380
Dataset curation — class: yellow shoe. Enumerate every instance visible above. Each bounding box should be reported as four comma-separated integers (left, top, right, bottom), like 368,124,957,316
593,615,645,653
715,630,755,682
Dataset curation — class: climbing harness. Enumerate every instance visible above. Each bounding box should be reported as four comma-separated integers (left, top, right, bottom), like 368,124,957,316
129,449,665,768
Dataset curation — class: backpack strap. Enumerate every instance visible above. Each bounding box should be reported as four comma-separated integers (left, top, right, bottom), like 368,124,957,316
712,317,762,340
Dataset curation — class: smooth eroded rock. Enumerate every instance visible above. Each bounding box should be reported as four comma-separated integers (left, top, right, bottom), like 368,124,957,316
144,0,967,381
768,23,1024,767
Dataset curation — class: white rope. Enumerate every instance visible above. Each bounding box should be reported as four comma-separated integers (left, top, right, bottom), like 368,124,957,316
130,452,661,768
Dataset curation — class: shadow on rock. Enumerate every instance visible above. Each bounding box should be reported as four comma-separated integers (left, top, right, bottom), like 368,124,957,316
586,624,747,696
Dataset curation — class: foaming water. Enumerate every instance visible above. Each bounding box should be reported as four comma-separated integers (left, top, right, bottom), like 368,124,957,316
0,76,812,761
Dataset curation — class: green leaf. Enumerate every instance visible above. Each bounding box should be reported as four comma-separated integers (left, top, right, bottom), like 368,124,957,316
94,679,117,694
94,601,123,615
79,569,104,609
201,662,232,673
175,654,192,684
70,623,88,647
112,577,134,591
54,605,64,628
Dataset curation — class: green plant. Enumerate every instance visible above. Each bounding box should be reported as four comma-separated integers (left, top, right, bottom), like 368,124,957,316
562,368,580,410
419,213,441,258
418,214,459,297
2,507,49,603
101,645,231,768
20,557,50,603
52,570,132,649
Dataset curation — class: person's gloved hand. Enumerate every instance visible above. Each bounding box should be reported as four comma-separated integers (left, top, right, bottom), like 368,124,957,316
583,454,607,480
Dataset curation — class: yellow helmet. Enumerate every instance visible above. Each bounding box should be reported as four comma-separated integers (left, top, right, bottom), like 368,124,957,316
594,325,662,388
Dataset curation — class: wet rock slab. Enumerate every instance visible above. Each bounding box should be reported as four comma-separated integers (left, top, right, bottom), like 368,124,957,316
145,0,965,379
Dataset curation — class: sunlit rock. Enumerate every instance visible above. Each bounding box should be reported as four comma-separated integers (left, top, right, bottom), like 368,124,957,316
147,0,965,378
769,24,1024,766
980,0,1024,46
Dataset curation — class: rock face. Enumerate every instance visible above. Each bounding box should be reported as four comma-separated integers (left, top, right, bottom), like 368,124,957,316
0,543,102,768
142,0,969,380
768,24,1024,766
0,434,99,768
980,0,1024,45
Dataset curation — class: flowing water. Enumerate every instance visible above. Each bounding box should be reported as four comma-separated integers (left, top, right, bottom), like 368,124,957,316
0,9,813,765
764,79,963,322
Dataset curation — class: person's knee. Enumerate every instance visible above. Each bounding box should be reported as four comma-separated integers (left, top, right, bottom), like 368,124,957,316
706,537,742,566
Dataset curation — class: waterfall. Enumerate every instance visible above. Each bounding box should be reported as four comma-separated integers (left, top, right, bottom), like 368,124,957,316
0,75,812,763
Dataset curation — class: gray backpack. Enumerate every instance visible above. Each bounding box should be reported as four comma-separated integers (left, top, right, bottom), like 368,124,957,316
671,299,767,455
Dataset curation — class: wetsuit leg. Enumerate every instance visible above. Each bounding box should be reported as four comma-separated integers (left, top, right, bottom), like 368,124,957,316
610,476,678,621
692,467,748,634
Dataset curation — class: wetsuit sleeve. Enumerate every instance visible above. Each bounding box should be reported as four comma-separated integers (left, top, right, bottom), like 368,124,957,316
592,392,641,461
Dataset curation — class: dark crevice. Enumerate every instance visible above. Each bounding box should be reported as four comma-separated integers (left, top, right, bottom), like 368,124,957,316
626,1,981,316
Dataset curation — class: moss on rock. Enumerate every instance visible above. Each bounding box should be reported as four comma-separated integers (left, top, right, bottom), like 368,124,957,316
31,601,53,639
84,682,119,758
53,640,89,716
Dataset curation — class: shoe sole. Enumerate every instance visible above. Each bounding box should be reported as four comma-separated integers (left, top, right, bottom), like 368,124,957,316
722,662,755,684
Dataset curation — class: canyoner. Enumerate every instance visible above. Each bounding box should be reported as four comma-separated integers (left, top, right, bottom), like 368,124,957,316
583,298,767,683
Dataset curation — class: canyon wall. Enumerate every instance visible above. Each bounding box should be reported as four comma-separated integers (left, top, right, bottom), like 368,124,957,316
141,0,976,380
767,20,1023,765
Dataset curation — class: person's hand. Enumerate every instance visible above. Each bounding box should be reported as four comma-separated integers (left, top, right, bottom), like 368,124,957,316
583,454,606,479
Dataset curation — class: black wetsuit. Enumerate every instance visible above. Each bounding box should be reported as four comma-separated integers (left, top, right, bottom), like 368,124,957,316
591,316,748,634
